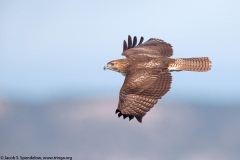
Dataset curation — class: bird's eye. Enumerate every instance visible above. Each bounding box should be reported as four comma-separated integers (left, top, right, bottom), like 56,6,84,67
109,62,114,66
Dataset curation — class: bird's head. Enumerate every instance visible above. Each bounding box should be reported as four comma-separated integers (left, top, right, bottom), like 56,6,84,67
104,59,128,74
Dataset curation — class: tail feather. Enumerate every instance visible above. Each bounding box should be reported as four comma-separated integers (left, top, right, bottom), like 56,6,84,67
170,57,211,72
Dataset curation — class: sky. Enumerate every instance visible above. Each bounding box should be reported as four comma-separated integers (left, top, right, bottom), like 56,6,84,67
0,0,240,159
0,0,240,102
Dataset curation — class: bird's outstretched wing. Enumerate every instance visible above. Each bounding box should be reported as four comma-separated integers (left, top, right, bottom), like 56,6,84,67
122,35,173,58
116,68,172,123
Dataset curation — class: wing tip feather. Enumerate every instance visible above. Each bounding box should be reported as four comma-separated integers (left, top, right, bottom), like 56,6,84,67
135,116,143,123
115,109,143,123
122,35,145,52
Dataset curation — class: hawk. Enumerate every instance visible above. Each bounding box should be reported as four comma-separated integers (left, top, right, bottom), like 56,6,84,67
104,35,211,123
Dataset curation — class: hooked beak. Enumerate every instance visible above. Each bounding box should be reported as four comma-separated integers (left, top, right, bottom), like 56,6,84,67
104,64,109,70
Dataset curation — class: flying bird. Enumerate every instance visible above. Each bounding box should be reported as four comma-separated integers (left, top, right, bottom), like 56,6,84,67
104,35,211,123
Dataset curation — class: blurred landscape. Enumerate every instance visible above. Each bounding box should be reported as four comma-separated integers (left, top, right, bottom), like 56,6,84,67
1,0,240,159
0,97,240,160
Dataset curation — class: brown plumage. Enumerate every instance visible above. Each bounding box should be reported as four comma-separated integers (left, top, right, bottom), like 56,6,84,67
104,35,211,123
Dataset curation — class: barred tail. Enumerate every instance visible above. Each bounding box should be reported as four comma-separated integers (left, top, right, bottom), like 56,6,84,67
170,57,212,72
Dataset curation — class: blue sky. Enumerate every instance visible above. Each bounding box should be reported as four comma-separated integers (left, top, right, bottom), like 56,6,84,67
0,0,240,102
